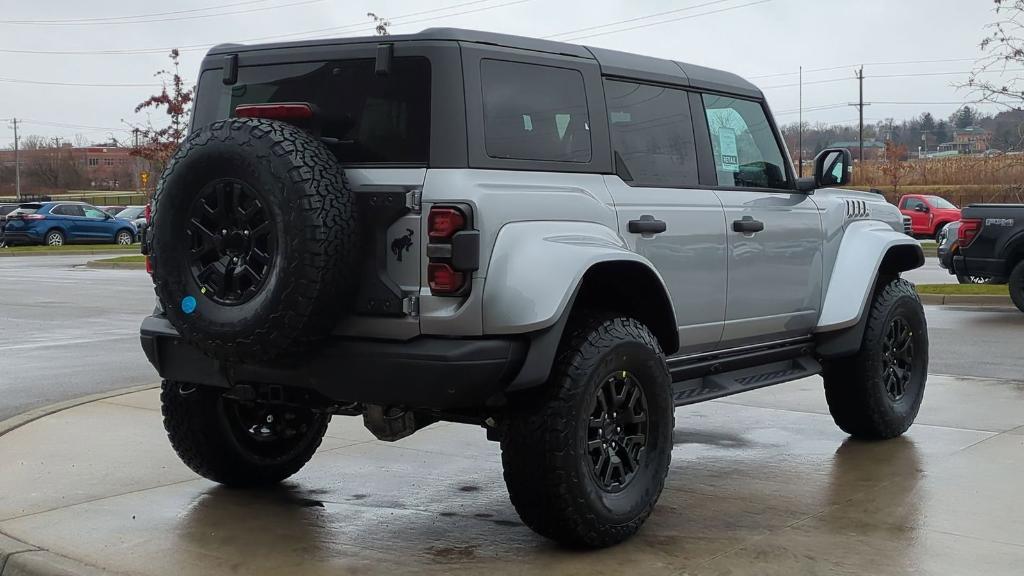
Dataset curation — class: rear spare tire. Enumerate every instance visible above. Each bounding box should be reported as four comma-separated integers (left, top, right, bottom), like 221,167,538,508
151,118,358,362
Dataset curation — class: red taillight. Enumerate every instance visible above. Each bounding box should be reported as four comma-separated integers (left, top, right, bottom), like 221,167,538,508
145,256,153,275
428,263,465,294
428,207,466,239
958,218,982,248
234,103,313,121
144,202,152,223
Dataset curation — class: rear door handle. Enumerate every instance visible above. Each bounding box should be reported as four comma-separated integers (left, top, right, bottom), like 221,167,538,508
628,215,667,235
732,216,764,233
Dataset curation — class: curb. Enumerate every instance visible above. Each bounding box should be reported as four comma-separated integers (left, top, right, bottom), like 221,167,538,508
0,383,159,438
917,293,1015,307
0,250,137,258
0,384,158,575
84,260,146,270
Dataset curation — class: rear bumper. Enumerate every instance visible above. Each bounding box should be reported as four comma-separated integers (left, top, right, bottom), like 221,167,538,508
139,316,528,411
0,230,42,245
953,255,1007,280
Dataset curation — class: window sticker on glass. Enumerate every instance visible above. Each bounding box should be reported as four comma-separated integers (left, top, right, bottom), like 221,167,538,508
718,127,739,172
522,115,533,131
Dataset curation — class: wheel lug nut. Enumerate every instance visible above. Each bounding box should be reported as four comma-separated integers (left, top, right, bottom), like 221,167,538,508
266,415,274,423
243,230,250,236
221,229,228,235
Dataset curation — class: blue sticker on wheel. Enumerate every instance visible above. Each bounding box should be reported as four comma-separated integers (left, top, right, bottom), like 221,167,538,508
181,296,197,314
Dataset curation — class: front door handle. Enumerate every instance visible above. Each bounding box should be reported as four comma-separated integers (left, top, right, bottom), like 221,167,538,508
732,216,765,233
628,215,667,235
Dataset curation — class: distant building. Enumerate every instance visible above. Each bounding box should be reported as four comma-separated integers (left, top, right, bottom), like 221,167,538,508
828,139,886,161
0,145,144,194
938,126,991,154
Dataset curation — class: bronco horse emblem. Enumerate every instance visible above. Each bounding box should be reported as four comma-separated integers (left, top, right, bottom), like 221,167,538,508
390,228,415,262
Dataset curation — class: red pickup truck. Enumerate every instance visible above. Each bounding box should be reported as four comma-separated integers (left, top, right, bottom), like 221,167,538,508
898,194,961,240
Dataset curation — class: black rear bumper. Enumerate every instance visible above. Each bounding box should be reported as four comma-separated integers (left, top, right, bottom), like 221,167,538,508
953,255,1007,280
140,316,528,410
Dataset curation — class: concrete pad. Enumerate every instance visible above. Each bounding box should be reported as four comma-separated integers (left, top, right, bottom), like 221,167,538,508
1,375,1023,575
720,375,1024,433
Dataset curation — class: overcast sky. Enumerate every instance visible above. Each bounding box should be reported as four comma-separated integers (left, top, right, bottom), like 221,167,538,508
0,0,1008,147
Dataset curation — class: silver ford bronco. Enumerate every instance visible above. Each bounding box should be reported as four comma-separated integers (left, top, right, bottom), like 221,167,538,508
141,28,927,548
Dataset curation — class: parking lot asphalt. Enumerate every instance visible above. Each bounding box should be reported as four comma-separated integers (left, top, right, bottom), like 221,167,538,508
1,376,1022,575
0,254,157,421
0,254,1020,423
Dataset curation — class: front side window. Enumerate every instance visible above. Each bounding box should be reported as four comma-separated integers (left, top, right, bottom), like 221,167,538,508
83,206,107,219
605,80,697,187
903,198,925,210
481,59,591,163
702,94,789,189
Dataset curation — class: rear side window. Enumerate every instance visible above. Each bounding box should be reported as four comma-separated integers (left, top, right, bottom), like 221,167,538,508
605,80,697,188
52,205,85,217
200,57,431,164
481,59,591,163
702,94,789,190
12,204,41,215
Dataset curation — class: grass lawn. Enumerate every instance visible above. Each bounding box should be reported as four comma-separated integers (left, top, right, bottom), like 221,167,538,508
915,283,1010,296
95,255,146,264
1,243,136,253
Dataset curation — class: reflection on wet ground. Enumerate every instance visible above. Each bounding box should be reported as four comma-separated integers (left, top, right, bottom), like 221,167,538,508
1,374,1022,575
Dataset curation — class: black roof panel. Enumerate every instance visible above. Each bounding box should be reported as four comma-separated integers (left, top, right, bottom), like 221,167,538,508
208,27,760,98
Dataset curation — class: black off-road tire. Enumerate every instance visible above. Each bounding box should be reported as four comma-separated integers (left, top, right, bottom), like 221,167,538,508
501,316,673,548
161,380,330,487
150,118,357,363
1009,260,1024,314
823,278,929,439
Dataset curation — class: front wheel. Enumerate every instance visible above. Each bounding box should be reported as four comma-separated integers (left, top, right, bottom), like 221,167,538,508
115,229,133,245
823,278,928,439
161,380,329,487
501,316,673,548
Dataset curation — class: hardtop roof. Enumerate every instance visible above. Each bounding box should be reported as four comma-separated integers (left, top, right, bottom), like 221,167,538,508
207,27,761,98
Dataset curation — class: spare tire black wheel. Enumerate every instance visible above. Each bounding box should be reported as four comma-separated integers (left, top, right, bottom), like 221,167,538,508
151,118,358,363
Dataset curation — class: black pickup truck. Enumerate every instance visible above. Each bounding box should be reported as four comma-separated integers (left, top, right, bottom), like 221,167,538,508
953,204,1024,312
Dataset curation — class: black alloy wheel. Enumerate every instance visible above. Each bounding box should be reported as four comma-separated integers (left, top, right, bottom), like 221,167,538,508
222,397,318,460
187,179,274,306
882,317,914,401
586,371,649,492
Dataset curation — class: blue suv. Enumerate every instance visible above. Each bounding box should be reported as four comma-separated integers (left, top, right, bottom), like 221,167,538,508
1,202,137,247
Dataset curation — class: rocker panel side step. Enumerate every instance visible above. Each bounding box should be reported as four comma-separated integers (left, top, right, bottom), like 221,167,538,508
671,356,822,407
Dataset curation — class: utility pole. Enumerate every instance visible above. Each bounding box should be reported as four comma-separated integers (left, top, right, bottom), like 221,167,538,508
798,66,803,177
53,137,62,189
10,118,20,201
848,67,870,163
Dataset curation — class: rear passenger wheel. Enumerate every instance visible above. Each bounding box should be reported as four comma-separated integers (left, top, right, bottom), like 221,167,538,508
45,230,64,246
501,316,672,548
161,380,329,487
1009,260,1024,314
822,278,928,439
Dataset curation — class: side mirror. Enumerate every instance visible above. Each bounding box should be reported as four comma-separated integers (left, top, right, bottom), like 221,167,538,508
813,147,852,188
914,204,928,213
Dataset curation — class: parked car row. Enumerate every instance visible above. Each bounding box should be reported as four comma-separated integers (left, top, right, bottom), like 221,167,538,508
0,201,140,247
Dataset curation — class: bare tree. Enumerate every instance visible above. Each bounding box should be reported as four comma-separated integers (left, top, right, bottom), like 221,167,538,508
367,12,390,36
966,0,1024,109
880,141,913,194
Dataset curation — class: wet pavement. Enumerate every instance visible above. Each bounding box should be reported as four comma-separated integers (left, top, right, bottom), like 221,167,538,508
1,374,1023,575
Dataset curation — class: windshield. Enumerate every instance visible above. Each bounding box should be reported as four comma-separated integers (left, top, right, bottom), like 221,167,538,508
116,207,144,219
927,196,957,209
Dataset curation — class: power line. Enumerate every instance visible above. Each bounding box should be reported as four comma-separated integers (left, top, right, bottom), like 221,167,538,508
0,0,325,26
0,77,164,88
0,0,279,24
0,0,525,55
556,0,773,42
747,57,978,80
543,0,734,39
762,68,1024,90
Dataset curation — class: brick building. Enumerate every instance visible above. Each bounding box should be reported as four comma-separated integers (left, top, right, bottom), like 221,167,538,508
0,144,145,195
